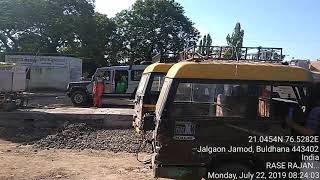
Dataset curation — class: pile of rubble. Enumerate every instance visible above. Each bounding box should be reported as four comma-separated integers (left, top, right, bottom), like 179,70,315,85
32,123,152,153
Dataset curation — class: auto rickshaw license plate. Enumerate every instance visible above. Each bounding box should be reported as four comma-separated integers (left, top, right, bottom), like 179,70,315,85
174,121,195,140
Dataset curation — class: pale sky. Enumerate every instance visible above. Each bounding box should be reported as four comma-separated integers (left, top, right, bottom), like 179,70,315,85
95,0,136,17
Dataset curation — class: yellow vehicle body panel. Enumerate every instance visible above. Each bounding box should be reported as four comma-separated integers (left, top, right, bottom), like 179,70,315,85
143,63,174,74
166,61,312,82
142,104,156,111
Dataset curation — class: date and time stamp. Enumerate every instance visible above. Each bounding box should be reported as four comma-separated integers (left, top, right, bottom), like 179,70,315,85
197,135,320,179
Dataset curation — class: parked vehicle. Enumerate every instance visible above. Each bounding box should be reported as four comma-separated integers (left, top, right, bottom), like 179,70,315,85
67,65,147,106
0,62,27,111
143,46,316,179
133,63,174,133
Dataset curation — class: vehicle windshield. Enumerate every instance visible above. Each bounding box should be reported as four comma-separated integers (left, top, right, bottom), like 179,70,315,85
140,73,167,104
92,69,111,80
170,82,306,118
172,83,250,117
149,73,166,94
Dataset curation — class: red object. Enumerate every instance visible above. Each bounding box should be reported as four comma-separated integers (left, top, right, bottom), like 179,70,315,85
93,80,104,107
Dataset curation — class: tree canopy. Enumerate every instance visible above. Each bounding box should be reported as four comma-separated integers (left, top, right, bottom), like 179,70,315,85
198,33,212,54
226,22,244,48
224,22,244,59
114,0,199,64
0,0,200,67
0,0,96,53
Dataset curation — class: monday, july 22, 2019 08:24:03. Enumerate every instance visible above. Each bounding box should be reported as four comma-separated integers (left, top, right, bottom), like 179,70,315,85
199,135,320,179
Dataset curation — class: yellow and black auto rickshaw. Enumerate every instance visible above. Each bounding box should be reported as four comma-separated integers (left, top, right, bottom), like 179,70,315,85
133,63,174,133
143,46,318,179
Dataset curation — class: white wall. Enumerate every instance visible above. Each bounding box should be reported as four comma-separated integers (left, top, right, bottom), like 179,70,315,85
0,65,26,92
5,55,82,90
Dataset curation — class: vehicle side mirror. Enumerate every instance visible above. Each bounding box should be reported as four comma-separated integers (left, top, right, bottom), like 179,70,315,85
143,113,155,131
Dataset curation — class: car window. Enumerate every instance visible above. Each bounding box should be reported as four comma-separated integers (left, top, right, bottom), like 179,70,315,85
131,70,143,81
150,74,166,93
95,70,111,81
103,71,111,81
172,83,249,117
174,83,192,102
272,86,297,100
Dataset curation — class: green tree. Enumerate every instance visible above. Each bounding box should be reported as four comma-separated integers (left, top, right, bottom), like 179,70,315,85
0,0,119,73
0,0,95,53
202,35,207,54
198,39,203,53
206,34,212,54
226,22,244,47
198,33,213,55
206,34,212,46
225,22,244,59
62,13,117,66
0,0,38,52
114,0,199,64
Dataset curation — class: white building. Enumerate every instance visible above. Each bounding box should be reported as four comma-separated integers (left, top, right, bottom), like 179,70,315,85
290,59,310,70
5,54,82,90
0,62,26,92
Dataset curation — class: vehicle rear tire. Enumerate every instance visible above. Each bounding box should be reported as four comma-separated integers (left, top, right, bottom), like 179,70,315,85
71,91,88,107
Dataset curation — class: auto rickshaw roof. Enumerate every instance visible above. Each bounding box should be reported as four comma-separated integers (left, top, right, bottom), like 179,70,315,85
166,61,313,82
143,63,174,74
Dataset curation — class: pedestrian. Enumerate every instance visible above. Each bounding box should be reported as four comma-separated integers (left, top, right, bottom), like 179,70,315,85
93,72,104,108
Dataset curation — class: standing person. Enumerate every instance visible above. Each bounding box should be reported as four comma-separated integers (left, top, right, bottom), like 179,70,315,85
93,72,104,108
116,75,128,94
286,99,320,135
286,98,320,180
121,76,128,93
259,86,271,117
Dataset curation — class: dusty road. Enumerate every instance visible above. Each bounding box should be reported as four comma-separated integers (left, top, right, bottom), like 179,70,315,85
25,92,134,108
0,140,154,180
0,93,159,180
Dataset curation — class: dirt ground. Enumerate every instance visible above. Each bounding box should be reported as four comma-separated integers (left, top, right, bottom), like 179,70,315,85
0,139,155,180
0,93,159,180
25,92,134,108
